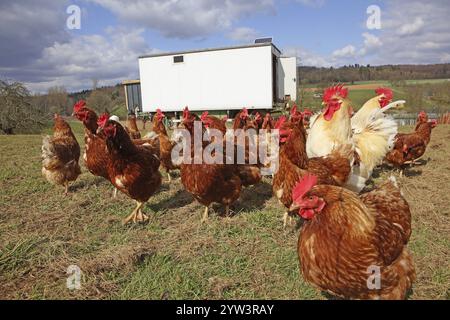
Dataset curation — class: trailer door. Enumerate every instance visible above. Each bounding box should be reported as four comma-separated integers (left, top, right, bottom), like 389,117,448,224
272,53,278,104
280,57,297,102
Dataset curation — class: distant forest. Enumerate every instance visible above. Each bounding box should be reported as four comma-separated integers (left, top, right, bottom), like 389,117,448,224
298,63,450,84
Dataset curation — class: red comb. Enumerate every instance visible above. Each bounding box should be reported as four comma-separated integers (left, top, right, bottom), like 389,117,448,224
200,111,213,128
156,108,165,121
183,107,190,120
418,111,427,118
290,105,303,122
274,116,287,129
375,88,393,107
323,85,348,103
73,100,86,113
375,87,393,99
254,112,262,122
292,174,318,202
240,108,249,119
97,113,109,128
200,111,209,121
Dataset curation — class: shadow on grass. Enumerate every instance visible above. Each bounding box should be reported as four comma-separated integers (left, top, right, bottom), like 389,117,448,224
373,160,427,179
70,176,109,192
148,189,194,213
211,181,273,216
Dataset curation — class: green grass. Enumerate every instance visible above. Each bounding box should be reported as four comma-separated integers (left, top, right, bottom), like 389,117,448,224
0,121,449,299
404,79,450,85
300,82,409,110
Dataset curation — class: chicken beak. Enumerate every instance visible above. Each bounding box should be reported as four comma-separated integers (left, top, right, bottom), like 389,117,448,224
289,202,300,212
96,127,103,135
396,101,405,109
386,100,406,110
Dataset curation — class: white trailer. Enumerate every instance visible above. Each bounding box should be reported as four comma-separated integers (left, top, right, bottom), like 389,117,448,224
138,42,297,114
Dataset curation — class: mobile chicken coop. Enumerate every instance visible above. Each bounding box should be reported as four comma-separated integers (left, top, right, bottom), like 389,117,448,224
135,40,297,116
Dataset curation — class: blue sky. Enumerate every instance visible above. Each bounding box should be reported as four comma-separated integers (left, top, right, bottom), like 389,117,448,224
0,0,449,92
76,0,378,56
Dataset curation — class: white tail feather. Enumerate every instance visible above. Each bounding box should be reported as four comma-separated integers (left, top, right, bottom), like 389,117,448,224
346,108,398,191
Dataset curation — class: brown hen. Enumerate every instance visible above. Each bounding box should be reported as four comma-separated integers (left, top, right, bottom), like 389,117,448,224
291,174,415,299
42,114,81,195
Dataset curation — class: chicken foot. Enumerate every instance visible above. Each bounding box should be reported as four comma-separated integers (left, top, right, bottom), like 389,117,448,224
136,209,149,223
122,201,147,224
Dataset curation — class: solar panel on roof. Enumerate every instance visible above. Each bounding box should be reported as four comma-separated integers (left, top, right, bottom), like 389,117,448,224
254,37,273,44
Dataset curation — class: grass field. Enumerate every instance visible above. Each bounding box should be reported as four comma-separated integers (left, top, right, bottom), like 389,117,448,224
300,81,414,111
0,121,449,299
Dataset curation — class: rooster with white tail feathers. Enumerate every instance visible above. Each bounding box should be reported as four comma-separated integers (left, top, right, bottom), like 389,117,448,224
306,86,405,192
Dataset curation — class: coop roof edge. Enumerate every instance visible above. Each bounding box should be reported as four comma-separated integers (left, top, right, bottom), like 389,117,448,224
139,42,282,59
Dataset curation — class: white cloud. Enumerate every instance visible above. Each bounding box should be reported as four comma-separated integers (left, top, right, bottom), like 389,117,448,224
440,53,450,63
397,17,424,36
22,27,157,92
283,47,332,67
294,0,325,7
228,27,259,43
362,33,382,49
90,0,275,39
358,32,382,56
0,0,70,67
2,0,450,92
314,0,450,66
371,0,450,65
332,45,357,59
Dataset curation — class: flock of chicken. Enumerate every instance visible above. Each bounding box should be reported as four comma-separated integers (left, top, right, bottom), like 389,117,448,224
41,86,438,299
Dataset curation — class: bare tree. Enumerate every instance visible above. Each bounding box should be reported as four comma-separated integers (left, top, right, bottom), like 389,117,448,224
46,86,68,115
86,90,112,114
0,80,48,134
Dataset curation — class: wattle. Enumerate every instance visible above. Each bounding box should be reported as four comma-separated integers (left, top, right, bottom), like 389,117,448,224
300,208,315,220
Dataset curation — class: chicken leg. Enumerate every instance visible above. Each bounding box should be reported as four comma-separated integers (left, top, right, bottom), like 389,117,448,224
167,172,172,183
122,201,144,225
64,182,69,195
282,211,289,228
112,187,118,199
225,205,230,217
201,206,209,223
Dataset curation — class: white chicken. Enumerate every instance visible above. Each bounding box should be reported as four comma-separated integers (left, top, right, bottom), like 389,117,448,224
306,86,405,192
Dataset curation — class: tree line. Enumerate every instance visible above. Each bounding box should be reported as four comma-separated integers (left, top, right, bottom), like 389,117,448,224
298,63,450,84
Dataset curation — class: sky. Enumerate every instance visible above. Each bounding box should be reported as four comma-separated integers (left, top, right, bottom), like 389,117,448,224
0,0,449,93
